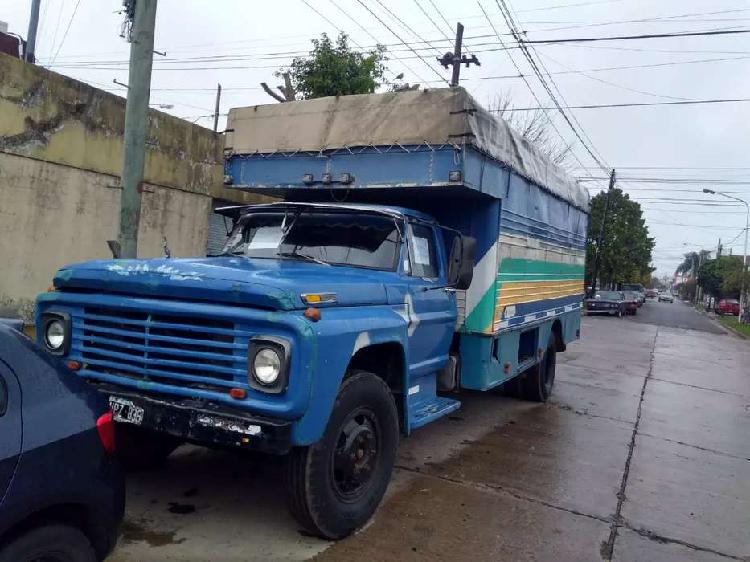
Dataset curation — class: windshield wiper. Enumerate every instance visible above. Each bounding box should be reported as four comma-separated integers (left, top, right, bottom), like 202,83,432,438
276,251,330,266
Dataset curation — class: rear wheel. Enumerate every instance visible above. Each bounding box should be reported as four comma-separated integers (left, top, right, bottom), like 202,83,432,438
285,371,399,539
0,525,95,562
115,424,182,471
519,332,557,402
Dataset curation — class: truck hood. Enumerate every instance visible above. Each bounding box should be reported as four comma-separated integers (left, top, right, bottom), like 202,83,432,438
53,257,392,310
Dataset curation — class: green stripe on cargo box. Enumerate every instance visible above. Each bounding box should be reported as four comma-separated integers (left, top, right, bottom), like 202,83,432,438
498,258,584,284
462,280,497,334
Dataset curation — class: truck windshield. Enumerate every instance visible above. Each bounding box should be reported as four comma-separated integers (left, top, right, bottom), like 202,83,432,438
221,211,401,270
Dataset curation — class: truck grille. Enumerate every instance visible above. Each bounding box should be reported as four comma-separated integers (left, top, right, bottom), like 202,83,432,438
73,307,247,390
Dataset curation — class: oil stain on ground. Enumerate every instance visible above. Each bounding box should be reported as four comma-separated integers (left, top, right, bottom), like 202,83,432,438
121,519,185,547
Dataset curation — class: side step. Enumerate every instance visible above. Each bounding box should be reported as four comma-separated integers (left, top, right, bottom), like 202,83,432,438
405,373,461,432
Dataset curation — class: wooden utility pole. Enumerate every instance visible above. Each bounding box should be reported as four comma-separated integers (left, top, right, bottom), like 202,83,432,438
118,0,158,259
25,0,41,63
213,83,222,132
590,169,616,295
437,23,480,87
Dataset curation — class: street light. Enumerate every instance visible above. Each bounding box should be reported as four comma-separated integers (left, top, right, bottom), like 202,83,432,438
703,188,750,323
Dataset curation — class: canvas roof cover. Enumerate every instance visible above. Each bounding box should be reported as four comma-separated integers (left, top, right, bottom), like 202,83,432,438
225,87,589,210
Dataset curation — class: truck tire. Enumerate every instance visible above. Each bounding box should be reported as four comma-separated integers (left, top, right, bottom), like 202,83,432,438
115,424,182,471
520,333,557,402
0,524,96,562
285,370,399,539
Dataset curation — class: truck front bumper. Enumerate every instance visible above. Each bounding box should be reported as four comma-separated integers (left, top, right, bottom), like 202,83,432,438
98,384,293,455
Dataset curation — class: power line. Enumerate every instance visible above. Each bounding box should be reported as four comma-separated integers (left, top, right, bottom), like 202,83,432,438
496,97,750,111
536,50,689,101
477,1,590,173
515,0,624,13
531,7,750,33
580,177,750,185
372,0,442,58
299,0,406,83
48,0,66,61
49,0,82,66
521,26,750,45
355,0,449,84
495,0,609,170
413,0,453,43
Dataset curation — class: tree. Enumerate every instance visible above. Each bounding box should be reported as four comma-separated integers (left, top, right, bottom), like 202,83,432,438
278,33,386,100
585,188,655,288
490,93,572,166
697,255,747,299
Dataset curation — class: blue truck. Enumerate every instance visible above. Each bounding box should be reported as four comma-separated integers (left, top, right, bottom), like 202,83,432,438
36,88,589,539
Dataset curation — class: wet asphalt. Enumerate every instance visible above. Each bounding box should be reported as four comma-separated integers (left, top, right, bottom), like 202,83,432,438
109,300,749,561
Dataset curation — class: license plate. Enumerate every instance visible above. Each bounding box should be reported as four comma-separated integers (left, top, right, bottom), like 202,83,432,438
109,396,144,425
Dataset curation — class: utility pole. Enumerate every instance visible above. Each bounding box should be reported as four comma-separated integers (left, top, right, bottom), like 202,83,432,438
589,169,616,295
437,23,480,87
212,83,222,132
118,0,158,259
25,0,41,63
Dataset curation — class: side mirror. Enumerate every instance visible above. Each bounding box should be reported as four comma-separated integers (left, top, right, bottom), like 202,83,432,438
448,235,476,291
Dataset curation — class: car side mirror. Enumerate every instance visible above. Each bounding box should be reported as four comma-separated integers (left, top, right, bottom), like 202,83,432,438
448,235,476,291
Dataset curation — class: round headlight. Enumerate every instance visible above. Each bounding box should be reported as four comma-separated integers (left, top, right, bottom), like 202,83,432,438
44,319,65,350
253,348,281,385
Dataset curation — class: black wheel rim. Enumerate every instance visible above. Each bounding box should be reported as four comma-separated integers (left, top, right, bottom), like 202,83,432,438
330,407,380,502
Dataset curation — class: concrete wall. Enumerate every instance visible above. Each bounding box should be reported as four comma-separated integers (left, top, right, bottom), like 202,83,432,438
0,54,260,319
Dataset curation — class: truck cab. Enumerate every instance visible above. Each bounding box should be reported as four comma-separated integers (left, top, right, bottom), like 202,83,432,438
36,88,587,539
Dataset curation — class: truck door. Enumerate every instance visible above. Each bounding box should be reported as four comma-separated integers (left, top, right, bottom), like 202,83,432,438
403,222,456,378
0,362,22,503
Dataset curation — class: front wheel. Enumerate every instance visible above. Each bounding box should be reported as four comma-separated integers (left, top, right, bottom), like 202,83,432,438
285,371,399,539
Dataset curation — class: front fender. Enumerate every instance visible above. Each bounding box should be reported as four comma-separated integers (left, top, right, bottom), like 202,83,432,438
290,304,408,446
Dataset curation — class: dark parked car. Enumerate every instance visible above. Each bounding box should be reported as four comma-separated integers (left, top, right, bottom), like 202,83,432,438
0,323,124,562
717,299,740,316
622,291,640,315
585,291,626,317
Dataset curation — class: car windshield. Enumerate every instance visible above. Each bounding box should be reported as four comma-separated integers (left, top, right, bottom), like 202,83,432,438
596,291,624,300
221,210,401,270
623,292,638,300
726,299,739,304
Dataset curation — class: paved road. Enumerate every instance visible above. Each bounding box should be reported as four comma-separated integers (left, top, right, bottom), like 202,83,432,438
109,303,749,561
629,297,724,333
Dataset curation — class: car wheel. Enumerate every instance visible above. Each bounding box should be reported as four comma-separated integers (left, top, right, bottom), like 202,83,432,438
519,332,557,402
285,370,399,539
115,424,182,471
0,524,95,562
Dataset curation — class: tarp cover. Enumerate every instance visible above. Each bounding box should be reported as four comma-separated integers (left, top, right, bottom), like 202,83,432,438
225,88,588,209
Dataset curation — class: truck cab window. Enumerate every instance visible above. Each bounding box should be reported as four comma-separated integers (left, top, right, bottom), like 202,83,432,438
222,211,401,271
409,223,438,279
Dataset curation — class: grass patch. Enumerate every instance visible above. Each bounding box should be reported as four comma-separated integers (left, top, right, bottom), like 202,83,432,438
716,315,750,338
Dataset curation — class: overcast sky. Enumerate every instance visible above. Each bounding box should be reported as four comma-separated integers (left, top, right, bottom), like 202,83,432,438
3,0,750,277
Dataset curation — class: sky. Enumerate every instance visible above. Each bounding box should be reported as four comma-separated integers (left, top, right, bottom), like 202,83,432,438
3,0,750,277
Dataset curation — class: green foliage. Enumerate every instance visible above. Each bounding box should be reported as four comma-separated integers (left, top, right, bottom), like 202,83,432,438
285,33,386,99
717,315,750,337
586,188,655,287
697,255,747,298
